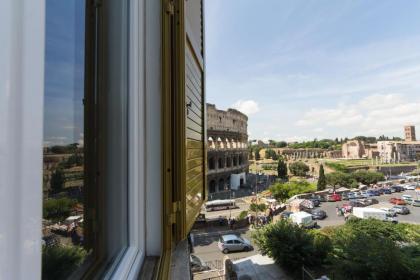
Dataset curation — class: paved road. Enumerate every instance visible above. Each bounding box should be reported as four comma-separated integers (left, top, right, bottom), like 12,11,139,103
316,190,420,228
192,228,258,270
204,199,250,219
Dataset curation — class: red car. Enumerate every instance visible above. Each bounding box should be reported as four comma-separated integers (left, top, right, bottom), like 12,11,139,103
331,193,342,201
389,198,406,205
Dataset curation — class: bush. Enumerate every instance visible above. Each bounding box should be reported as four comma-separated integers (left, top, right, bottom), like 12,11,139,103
43,197,77,221
289,161,310,177
252,220,328,271
237,210,248,220
42,245,88,280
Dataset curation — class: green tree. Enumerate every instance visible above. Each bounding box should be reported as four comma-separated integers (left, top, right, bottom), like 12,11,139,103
270,180,316,202
265,148,278,160
252,220,329,272
255,147,262,161
275,141,287,148
326,172,358,191
50,168,65,192
42,245,88,280
289,161,310,177
317,164,327,191
352,170,385,185
277,157,288,180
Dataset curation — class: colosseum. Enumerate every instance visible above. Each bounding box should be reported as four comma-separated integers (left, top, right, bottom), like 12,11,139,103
207,103,249,195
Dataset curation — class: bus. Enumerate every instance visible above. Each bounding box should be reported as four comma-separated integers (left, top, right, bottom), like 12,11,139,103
205,199,237,212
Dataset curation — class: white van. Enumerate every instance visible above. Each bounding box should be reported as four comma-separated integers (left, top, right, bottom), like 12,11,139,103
290,212,317,229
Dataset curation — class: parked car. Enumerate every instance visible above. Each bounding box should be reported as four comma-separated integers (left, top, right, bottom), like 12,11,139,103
392,205,410,215
311,209,327,220
404,185,416,190
308,198,320,207
348,200,364,207
347,192,356,200
391,186,404,192
380,207,397,217
360,191,368,198
331,193,342,201
412,200,420,207
190,254,211,273
389,198,406,205
280,211,293,220
218,234,253,254
341,193,349,200
366,198,379,205
382,188,392,194
401,194,413,202
366,190,376,197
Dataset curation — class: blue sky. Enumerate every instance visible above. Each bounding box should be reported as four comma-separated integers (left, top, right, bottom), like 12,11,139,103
44,0,85,146
205,0,420,142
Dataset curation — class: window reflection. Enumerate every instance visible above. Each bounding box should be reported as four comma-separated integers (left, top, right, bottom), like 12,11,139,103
42,0,88,278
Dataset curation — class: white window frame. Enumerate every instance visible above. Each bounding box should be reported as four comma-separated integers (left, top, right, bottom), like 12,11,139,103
0,0,45,279
0,0,163,278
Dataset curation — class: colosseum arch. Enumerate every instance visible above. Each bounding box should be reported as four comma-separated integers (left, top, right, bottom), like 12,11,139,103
217,137,224,149
208,137,215,149
225,138,231,149
231,139,237,148
208,157,215,170
218,157,224,169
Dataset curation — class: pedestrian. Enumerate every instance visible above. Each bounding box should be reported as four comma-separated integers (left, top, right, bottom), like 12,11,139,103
218,215,223,226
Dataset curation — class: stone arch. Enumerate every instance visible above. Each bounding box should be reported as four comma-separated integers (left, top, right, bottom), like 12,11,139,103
225,138,231,149
231,139,237,149
208,157,215,170
209,180,216,193
208,137,215,149
217,137,224,149
218,157,224,169
226,156,232,167
218,178,225,192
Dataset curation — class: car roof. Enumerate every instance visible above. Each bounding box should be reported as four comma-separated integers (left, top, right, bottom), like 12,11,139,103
221,234,239,241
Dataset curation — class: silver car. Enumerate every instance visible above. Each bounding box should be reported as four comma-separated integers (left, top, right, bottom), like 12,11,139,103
218,234,253,254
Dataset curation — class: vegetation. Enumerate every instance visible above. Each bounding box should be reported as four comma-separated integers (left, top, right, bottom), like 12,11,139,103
237,210,248,220
50,168,65,192
352,170,385,185
277,157,288,180
324,162,349,173
252,218,420,279
42,245,88,280
288,139,341,150
270,180,316,202
325,172,358,190
249,203,267,213
43,197,77,221
252,220,330,271
265,149,279,160
289,161,310,177
317,164,326,191
325,170,385,190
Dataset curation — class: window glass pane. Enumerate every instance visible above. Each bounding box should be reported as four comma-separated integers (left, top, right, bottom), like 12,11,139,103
42,0,88,278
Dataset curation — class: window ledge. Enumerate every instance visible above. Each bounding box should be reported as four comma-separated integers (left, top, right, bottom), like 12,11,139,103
170,240,191,280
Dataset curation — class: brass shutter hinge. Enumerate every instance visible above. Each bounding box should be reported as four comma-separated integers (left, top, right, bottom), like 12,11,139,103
167,201,181,225
166,1,175,15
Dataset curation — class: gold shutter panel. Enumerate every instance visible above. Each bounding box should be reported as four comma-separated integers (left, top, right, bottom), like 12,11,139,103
184,0,206,235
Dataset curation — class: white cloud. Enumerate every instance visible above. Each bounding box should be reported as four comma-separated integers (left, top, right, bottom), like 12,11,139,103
231,99,260,115
296,93,420,137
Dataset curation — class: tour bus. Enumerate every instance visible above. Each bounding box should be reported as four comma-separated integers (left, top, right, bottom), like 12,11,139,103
205,199,237,211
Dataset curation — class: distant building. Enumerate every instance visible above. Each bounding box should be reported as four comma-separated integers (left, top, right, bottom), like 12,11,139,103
377,141,420,162
342,140,378,159
259,148,342,159
404,125,416,141
207,104,249,193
